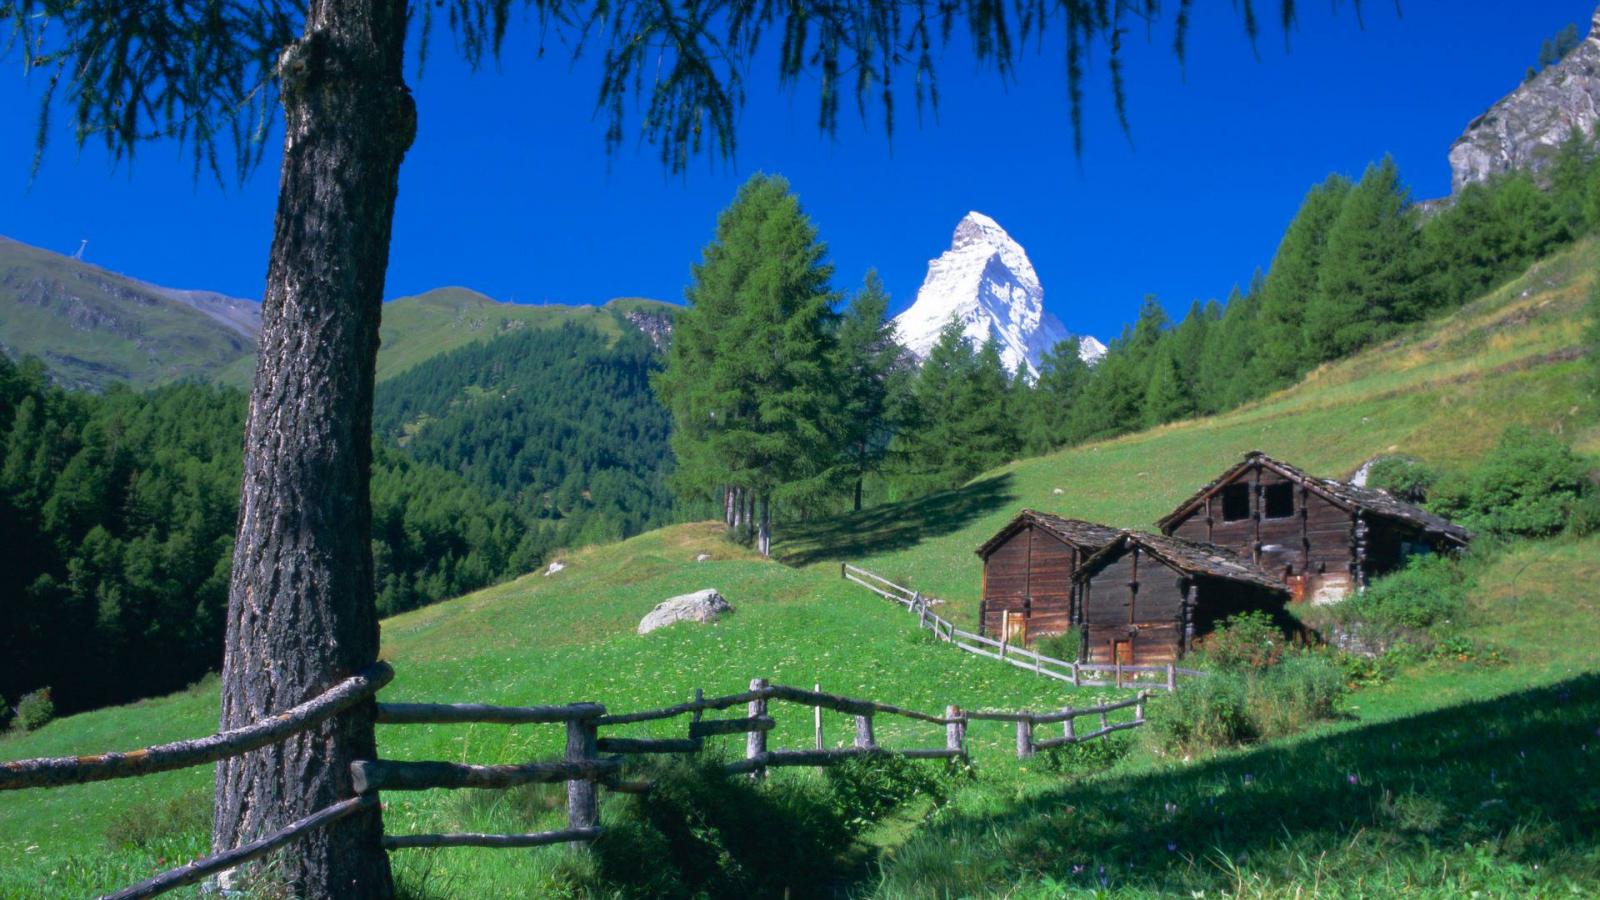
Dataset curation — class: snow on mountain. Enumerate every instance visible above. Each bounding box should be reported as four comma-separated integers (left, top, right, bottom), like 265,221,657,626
892,211,1104,379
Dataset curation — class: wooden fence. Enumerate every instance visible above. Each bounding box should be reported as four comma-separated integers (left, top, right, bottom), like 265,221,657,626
0,668,1148,898
841,563,1205,690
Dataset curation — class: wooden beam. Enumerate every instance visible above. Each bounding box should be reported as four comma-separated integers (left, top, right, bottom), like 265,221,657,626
689,715,775,739
378,701,603,725
3,662,393,792
349,757,620,794
596,737,701,755
99,796,377,900
383,827,601,850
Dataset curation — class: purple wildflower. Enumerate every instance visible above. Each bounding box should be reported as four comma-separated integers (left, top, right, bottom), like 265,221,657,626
1347,774,1359,786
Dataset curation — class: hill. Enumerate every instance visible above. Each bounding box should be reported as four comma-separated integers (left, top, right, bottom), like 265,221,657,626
0,237,1595,896
0,236,260,390
0,234,676,389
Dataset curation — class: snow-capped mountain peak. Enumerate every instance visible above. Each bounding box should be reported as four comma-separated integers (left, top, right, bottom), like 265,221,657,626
893,211,1103,378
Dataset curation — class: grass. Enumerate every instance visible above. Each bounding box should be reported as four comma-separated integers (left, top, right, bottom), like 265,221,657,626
0,237,1596,896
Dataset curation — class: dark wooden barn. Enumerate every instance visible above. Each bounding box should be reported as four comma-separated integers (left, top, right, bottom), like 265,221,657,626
975,510,1121,644
1073,531,1291,667
1156,451,1471,603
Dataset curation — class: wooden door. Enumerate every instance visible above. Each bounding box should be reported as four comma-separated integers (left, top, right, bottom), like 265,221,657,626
1004,611,1028,645
1113,639,1133,666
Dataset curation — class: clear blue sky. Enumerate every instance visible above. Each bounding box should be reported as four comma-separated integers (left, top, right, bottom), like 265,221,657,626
1,2,1594,343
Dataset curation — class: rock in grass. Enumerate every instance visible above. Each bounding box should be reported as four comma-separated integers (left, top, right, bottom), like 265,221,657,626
638,589,732,634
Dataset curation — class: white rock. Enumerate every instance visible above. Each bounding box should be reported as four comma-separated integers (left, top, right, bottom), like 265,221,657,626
543,561,566,576
695,553,712,562
638,589,732,635
892,211,1104,379
1052,488,1065,495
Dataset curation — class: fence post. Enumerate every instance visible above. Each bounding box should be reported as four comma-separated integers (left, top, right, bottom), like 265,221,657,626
1166,663,1177,693
566,706,601,836
1062,713,1075,743
1115,657,1123,689
854,715,876,750
840,562,846,580
814,683,824,750
1016,718,1034,759
747,678,768,780
916,593,926,629
1136,692,1146,723
1071,661,1080,687
946,705,965,755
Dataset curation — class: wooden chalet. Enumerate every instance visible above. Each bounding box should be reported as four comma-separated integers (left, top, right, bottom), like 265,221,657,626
1157,451,1471,603
1073,531,1291,667
975,510,1122,644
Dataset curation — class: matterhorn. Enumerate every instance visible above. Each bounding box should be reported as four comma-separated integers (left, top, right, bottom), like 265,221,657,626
892,211,1105,379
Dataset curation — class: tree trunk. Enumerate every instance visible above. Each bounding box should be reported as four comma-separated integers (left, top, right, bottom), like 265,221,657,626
724,486,735,527
214,2,413,896
757,495,772,558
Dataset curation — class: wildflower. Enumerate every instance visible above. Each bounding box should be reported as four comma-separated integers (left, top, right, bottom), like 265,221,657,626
1165,801,1178,815
1242,773,1254,785
1347,774,1359,786
1167,841,1179,853
1072,864,1086,875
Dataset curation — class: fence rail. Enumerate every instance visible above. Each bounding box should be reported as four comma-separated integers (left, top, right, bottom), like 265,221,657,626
3,662,1155,898
841,563,1205,690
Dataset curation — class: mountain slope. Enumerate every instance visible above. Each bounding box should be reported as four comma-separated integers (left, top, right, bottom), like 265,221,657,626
0,234,1595,897
0,236,260,390
893,212,1104,378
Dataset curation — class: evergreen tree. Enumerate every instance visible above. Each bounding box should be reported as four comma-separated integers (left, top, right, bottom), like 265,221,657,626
1143,344,1196,427
832,271,903,511
654,174,838,556
1255,174,1352,383
1023,336,1091,453
888,318,1019,494
1198,284,1264,412
1304,156,1422,360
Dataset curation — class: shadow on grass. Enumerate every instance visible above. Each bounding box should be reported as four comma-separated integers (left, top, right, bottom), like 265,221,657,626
873,673,1600,896
777,473,1018,568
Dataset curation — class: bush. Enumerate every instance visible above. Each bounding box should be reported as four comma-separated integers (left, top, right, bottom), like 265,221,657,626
1365,455,1438,502
594,757,853,898
1033,629,1082,663
1145,653,1346,756
1202,611,1286,671
1341,555,1469,632
824,752,946,834
1429,427,1593,537
15,688,54,732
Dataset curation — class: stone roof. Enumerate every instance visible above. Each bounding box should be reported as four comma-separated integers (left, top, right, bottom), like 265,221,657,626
1156,451,1472,546
1076,531,1289,594
975,509,1123,558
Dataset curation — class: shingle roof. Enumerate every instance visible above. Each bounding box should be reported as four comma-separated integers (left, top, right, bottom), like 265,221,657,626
1156,451,1472,545
975,509,1123,559
1076,531,1289,594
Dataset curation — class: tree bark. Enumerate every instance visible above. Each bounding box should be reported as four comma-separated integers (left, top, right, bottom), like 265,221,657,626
757,494,771,557
214,1,414,896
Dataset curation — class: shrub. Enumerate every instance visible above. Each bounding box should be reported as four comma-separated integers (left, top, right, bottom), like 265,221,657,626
103,789,211,849
15,688,54,732
595,756,852,898
824,752,946,833
1365,455,1438,502
1145,653,1346,756
1202,611,1285,671
1042,730,1132,775
1428,427,1593,537
1033,629,1082,663
1341,555,1469,632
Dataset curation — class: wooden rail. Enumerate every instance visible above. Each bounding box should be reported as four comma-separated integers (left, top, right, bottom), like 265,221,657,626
841,563,1205,690
1,662,395,792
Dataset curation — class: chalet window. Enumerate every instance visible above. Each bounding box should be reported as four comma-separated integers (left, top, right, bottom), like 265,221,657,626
1263,482,1296,519
1221,483,1251,521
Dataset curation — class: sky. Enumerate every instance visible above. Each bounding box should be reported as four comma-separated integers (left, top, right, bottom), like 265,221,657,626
1,2,1596,343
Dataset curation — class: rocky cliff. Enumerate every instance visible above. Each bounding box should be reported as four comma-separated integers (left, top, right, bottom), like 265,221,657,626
1447,6,1600,193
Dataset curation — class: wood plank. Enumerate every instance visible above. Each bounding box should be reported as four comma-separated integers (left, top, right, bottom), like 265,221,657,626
349,757,621,793
384,827,601,850
379,701,603,726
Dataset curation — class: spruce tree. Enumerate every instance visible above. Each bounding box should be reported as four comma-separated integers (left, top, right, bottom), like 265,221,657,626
1198,285,1263,411
1304,156,1421,360
833,271,902,511
1024,337,1091,452
1143,344,1196,427
654,174,837,556
1255,175,1352,383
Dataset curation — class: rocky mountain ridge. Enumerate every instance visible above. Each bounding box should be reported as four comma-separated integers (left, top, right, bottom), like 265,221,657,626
1447,5,1600,193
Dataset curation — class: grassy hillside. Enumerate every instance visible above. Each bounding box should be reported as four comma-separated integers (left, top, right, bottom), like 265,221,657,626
0,237,1595,897
0,234,675,389
783,234,1600,616
0,237,260,390
373,289,675,382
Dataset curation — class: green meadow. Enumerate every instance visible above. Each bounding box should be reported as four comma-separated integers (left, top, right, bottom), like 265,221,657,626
0,237,1596,897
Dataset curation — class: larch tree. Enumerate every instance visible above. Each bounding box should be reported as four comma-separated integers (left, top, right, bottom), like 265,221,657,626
2,0,1351,895
1254,174,1351,383
833,271,903,512
1305,156,1420,360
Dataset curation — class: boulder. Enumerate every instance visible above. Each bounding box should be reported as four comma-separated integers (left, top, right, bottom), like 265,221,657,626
638,589,732,635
